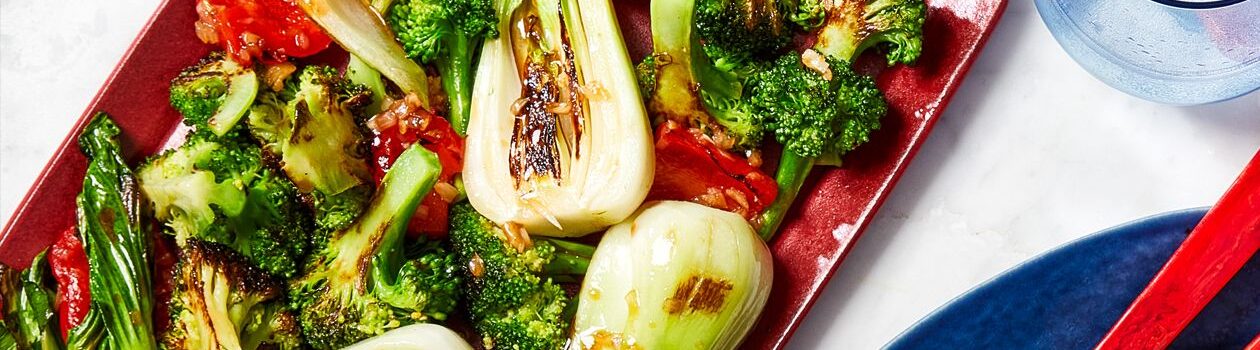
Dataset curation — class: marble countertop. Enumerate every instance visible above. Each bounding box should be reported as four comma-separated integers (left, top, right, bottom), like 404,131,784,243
2,0,1257,348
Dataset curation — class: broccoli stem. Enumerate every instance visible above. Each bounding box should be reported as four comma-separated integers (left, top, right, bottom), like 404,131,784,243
541,238,594,277
758,148,816,240
436,33,476,135
365,145,443,287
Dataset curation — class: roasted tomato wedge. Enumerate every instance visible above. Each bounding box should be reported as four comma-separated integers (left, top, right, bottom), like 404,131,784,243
370,94,465,239
48,227,90,341
648,122,778,219
194,0,333,64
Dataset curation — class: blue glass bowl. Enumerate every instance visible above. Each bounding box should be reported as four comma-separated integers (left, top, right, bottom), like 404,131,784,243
1036,0,1260,105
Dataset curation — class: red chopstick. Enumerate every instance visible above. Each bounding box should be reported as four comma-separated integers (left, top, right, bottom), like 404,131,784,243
1096,149,1260,350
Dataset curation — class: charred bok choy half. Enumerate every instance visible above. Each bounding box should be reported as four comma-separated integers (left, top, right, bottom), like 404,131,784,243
463,0,653,237
77,114,158,349
570,201,773,350
289,145,462,349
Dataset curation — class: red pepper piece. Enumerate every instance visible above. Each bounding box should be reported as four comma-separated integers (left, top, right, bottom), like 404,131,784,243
647,122,777,219
48,227,90,341
1096,150,1260,350
195,0,333,64
371,106,464,239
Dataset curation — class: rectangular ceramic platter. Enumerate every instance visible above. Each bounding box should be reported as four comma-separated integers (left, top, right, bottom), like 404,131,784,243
0,0,1007,348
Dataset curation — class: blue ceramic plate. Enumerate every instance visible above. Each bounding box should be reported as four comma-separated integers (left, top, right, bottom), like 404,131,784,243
885,208,1260,349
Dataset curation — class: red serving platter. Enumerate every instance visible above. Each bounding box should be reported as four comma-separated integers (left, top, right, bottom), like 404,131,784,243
0,0,1006,348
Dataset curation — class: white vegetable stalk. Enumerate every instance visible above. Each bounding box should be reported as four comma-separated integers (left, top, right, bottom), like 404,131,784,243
463,0,654,237
342,324,473,350
570,201,774,350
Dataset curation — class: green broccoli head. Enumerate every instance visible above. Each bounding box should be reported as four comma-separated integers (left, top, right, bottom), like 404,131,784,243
137,130,312,278
388,0,498,63
169,52,260,136
815,0,927,65
694,0,791,70
449,202,574,350
386,0,498,134
289,145,456,350
752,52,886,158
247,66,375,232
161,240,303,350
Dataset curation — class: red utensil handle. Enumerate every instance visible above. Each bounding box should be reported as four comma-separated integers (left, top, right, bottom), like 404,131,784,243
1096,149,1260,350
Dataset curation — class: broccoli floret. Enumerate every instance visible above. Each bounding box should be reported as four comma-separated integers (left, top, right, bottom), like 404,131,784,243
386,0,498,134
815,0,927,65
692,0,824,74
161,240,302,350
137,129,312,278
753,54,885,158
247,66,375,232
169,52,260,136
750,52,887,238
448,202,594,350
751,0,922,238
289,145,461,349
694,0,791,72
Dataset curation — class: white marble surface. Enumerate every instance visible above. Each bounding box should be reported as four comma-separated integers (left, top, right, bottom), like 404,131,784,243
1,0,1258,349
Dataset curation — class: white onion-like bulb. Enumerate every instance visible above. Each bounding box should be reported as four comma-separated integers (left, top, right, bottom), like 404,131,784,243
342,324,473,350
570,201,774,350
462,0,653,237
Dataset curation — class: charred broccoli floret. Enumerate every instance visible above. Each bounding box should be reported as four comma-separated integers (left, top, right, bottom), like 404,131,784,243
815,0,927,65
247,66,375,232
137,130,312,278
448,203,593,350
161,240,303,350
289,145,462,349
694,0,792,73
169,52,260,136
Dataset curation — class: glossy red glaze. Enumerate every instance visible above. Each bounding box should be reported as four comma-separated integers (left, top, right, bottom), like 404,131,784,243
0,0,1006,348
